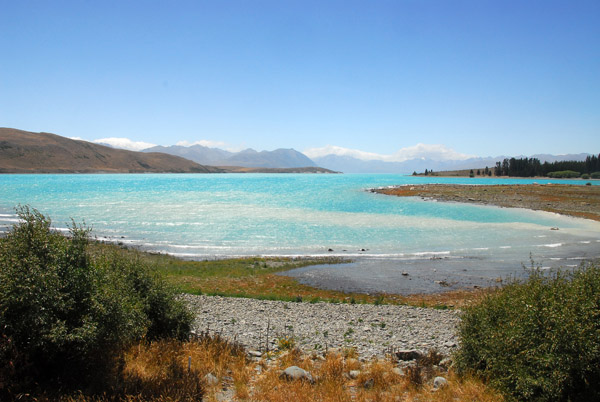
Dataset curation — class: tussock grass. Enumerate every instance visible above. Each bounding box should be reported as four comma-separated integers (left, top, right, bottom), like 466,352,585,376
16,335,504,401
250,350,504,402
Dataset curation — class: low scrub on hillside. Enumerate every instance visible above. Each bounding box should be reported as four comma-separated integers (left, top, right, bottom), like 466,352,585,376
0,207,193,397
455,263,600,401
546,170,581,178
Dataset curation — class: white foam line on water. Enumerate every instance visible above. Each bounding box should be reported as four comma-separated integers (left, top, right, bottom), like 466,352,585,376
162,244,212,249
411,251,451,256
539,243,563,248
0,218,20,223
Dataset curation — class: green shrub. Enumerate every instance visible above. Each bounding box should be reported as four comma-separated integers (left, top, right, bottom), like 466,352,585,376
454,263,600,401
546,170,581,178
0,207,193,395
591,172,600,179
581,173,590,179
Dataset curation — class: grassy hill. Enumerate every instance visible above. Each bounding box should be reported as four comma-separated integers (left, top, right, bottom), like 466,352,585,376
0,128,223,173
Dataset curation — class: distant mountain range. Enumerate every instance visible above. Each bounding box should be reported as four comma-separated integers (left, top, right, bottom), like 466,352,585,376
142,142,590,174
311,153,591,174
0,127,591,174
0,128,222,173
142,145,317,169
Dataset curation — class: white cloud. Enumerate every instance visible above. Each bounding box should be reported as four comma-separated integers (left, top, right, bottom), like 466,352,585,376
304,143,474,162
303,145,384,161
389,143,474,162
176,140,228,148
93,137,157,151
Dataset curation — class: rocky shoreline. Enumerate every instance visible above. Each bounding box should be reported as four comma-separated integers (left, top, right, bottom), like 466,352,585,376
180,183,600,363
183,294,461,360
372,183,600,221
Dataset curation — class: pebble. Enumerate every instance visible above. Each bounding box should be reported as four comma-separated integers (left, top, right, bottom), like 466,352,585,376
182,295,461,359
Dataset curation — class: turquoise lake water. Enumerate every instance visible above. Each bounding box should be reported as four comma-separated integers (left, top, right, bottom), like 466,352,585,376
1,174,599,293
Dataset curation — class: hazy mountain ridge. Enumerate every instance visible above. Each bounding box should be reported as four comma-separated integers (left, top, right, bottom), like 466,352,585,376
0,128,223,173
312,153,591,174
144,144,234,166
143,145,317,169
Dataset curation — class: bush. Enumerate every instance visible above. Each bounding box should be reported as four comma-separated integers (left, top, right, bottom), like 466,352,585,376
581,173,590,179
0,207,193,395
591,172,600,179
454,263,600,401
546,170,581,178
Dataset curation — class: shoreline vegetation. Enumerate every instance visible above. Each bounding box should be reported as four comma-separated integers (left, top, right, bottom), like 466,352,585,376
127,250,490,310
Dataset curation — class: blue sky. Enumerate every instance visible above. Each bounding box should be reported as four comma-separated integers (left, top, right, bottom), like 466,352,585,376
1,0,598,159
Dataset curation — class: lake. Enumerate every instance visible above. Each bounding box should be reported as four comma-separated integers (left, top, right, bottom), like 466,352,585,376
1,174,598,293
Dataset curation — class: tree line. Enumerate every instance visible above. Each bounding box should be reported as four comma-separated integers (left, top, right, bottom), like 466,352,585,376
494,154,600,177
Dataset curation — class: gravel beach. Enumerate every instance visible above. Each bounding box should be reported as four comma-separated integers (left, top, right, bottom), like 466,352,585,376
183,294,461,359
373,183,600,221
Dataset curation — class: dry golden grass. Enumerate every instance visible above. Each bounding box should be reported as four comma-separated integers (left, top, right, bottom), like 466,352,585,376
250,350,505,402
48,336,504,401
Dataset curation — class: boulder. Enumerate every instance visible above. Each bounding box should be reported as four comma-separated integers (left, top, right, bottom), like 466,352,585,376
395,349,423,361
433,376,448,390
247,350,262,358
280,366,314,384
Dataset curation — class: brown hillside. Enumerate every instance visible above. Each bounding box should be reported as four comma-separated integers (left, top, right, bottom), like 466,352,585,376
0,128,223,173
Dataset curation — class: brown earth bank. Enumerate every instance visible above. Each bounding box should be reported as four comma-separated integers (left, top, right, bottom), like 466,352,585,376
373,183,600,222
0,127,223,173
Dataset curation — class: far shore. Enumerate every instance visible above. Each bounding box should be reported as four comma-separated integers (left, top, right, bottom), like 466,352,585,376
372,183,600,222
